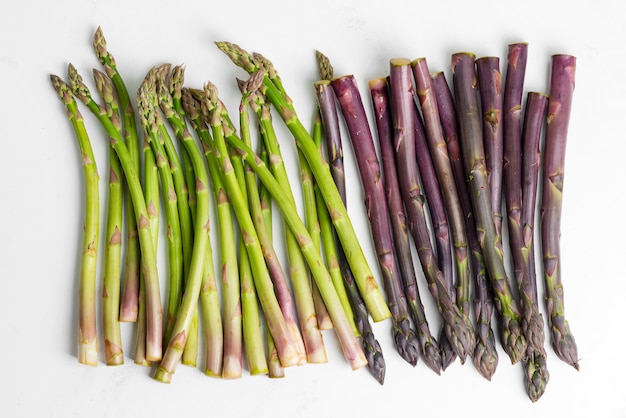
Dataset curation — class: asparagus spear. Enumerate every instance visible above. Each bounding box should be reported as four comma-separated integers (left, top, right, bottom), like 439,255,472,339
410,63,460,369
93,27,141,323
451,52,526,364
314,73,384,383
243,80,320,364
50,75,100,366
154,76,223,381
199,82,301,369
331,74,419,366
312,60,357,332
134,132,159,367
519,91,550,401
304,110,335,332
413,58,474,324
152,64,201,367
68,64,164,362
389,58,474,362
91,69,124,366
158,65,195,307
257,141,284,378
541,54,579,370
476,56,505,238
215,42,391,323
501,44,550,400
411,82,455,312
182,88,268,376
184,87,243,378
137,70,184,351
522,92,547,307
431,71,499,379
412,105,457,369
368,77,442,375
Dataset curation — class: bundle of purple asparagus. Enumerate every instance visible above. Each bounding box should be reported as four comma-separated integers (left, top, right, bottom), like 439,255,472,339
51,27,579,401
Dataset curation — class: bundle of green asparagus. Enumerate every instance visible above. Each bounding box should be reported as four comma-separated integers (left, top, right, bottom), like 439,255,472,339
51,27,579,401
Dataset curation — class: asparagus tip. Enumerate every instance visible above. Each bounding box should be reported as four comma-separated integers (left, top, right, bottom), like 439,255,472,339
472,335,499,381
501,318,527,364
393,323,420,367
215,41,257,74
524,350,550,402
438,329,457,371
551,325,580,370
421,339,443,375
315,50,333,80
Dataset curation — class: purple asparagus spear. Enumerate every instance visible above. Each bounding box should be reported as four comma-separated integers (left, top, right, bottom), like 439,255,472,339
541,54,580,370
369,77,443,374
331,74,419,366
431,71,499,380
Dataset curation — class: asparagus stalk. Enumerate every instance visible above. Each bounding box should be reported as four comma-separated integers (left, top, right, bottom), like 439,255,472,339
92,69,124,366
501,44,550,400
134,133,160,367
93,27,141,323
313,72,357,332
431,71,499,379
314,75,385,383
240,88,313,366
411,90,455,309
476,56,504,237
541,54,579,370
257,141,283,378
389,58,475,362
413,58,474,326
152,64,200,366
50,75,100,366
408,69,458,369
215,42,391,323
243,81,320,364
451,52,526,364
522,92,547,306
520,91,550,401
304,111,335,332
137,70,184,351
158,65,195,307
200,82,301,369
68,64,164,362
330,74,419,366
368,77,441,375
154,76,223,381
184,87,242,378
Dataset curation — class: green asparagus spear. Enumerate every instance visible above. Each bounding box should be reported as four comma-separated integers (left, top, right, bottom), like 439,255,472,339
137,70,184,351
92,69,124,366
93,27,141,324
50,75,100,367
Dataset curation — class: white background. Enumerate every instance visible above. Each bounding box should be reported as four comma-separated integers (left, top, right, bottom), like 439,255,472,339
1,0,623,416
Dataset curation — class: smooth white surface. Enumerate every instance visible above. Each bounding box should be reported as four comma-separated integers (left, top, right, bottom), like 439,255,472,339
1,0,623,416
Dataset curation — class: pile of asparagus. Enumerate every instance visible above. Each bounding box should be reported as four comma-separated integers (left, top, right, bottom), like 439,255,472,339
51,28,579,401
